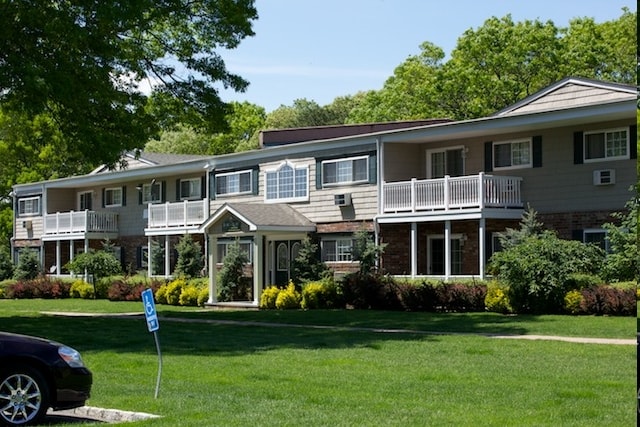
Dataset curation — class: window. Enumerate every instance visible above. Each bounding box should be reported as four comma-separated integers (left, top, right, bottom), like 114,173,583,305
322,156,368,185
18,197,40,216
583,229,610,252
180,178,202,200
216,240,252,264
584,128,628,162
216,170,252,196
427,148,464,178
78,191,93,211
321,238,354,262
104,188,123,207
493,139,531,169
265,163,308,202
142,181,162,204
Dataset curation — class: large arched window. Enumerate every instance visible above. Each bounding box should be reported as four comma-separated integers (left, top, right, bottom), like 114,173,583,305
265,162,308,202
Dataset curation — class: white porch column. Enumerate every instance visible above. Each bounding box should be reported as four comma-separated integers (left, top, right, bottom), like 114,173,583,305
83,238,89,282
164,235,170,277
410,222,417,277
253,234,263,305
147,236,153,277
55,240,61,276
479,218,486,279
69,241,74,262
208,235,218,304
444,220,451,280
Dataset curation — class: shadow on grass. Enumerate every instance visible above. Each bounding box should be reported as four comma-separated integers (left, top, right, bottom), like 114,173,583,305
0,310,532,357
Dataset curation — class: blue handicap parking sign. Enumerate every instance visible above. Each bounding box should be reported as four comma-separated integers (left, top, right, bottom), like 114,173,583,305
142,288,159,332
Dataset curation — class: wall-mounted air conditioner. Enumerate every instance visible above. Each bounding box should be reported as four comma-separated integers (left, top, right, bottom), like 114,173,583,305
22,220,32,230
593,169,615,186
334,193,352,206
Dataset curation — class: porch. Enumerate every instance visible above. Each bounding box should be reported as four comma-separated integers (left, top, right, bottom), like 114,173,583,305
147,199,207,230
382,173,522,214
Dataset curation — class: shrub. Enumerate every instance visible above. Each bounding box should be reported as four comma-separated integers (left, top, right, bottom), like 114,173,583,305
275,282,301,309
580,286,636,316
70,280,94,299
218,240,250,302
174,235,204,278
6,277,70,299
197,286,209,307
164,278,187,305
291,236,329,285
301,279,338,309
260,286,280,309
0,248,13,281
340,273,400,310
155,283,169,304
565,273,602,290
563,290,583,315
107,280,146,301
13,249,41,280
179,284,200,306
436,283,486,312
485,285,512,314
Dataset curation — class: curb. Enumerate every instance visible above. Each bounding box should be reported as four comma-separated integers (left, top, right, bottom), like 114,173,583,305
48,406,161,423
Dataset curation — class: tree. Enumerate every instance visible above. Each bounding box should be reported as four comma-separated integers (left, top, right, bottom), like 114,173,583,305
217,239,250,301
0,1,258,169
290,236,329,285
13,249,41,280
66,250,122,297
0,247,13,281
351,228,387,275
174,235,204,278
265,99,336,129
601,195,638,282
496,205,545,250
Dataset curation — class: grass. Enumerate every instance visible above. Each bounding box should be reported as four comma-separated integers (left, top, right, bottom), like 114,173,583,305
0,299,635,426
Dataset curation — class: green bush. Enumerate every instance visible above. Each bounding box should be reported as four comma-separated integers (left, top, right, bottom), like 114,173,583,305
155,283,168,304
275,283,301,309
165,278,187,305
13,249,41,280
197,286,209,307
485,284,512,314
301,279,338,309
179,284,200,306
564,290,583,314
260,286,280,309
565,273,602,290
70,279,94,299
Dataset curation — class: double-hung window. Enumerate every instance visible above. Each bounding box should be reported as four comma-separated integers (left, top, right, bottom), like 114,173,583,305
493,139,531,169
216,170,252,196
180,178,202,200
584,128,628,162
265,162,308,202
321,238,354,262
18,197,40,216
583,229,610,252
142,181,163,204
322,156,368,186
104,188,123,207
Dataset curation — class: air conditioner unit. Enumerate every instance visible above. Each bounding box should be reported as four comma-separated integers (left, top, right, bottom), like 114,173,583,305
22,220,32,230
593,169,615,186
334,193,352,206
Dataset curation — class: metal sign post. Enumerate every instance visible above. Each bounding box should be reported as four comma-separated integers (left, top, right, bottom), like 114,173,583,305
141,288,162,399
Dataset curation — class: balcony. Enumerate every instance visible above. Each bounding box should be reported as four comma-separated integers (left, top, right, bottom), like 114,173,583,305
382,173,523,213
44,211,119,235
147,199,207,229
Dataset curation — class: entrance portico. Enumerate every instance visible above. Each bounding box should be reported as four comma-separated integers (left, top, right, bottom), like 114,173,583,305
200,203,315,307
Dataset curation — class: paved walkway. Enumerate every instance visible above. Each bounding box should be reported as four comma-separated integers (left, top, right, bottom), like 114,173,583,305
42,311,636,345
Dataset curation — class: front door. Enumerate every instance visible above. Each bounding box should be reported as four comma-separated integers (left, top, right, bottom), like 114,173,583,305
428,148,465,178
274,240,301,285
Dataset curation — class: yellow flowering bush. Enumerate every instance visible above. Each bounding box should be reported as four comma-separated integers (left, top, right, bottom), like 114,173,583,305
484,284,512,314
563,289,583,314
260,285,281,309
275,282,301,310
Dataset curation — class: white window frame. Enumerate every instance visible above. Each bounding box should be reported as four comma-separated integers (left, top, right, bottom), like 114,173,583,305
264,162,309,203
104,187,123,207
583,229,610,252
322,155,369,186
321,237,354,263
215,170,252,197
18,196,41,217
180,178,202,200
216,239,253,264
493,138,532,170
142,181,163,204
426,146,466,178
583,127,629,163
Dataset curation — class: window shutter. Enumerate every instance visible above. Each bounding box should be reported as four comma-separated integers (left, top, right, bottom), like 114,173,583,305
571,229,584,242
316,160,323,189
485,230,493,262
138,184,143,205
532,136,542,168
176,179,180,200
368,153,377,184
102,189,105,208
252,168,259,195
209,173,216,200
630,125,637,159
136,246,142,269
161,181,166,202
121,186,126,206
200,176,206,198
573,131,584,164
484,142,493,172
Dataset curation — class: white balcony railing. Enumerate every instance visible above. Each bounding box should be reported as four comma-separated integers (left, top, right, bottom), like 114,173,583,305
147,199,207,229
44,210,119,235
382,173,522,213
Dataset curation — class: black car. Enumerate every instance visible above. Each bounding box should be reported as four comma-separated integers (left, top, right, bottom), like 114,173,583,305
0,332,92,426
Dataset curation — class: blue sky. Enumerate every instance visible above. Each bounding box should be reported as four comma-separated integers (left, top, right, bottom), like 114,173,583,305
219,0,635,112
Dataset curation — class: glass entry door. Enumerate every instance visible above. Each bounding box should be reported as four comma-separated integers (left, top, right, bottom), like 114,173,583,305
428,148,464,178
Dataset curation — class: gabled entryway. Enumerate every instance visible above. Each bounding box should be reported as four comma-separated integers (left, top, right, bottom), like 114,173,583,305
199,203,315,307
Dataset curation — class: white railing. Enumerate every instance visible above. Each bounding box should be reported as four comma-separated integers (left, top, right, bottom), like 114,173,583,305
148,199,207,228
44,211,119,234
383,173,523,213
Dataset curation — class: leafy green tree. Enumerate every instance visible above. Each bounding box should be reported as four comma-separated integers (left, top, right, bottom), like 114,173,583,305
291,236,329,285
0,1,257,169
13,249,41,280
66,250,122,297
496,205,545,250
0,207,12,252
601,195,638,282
0,247,13,281
144,124,212,155
218,239,250,301
352,228,387,275
150,239,166,276
265,99,335,129
174,235,204,278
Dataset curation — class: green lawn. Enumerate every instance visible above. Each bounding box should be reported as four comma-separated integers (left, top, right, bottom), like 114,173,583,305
0,299,635,426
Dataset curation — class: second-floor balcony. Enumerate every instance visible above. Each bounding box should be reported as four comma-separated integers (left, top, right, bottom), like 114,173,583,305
382,173,523,213
44,210,119,235
147,199,207,229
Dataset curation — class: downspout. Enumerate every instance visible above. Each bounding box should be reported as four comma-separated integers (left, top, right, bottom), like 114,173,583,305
9,188,16,263
374,137,382,268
